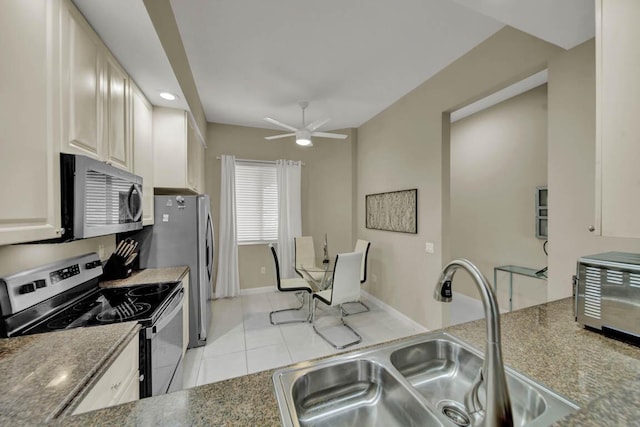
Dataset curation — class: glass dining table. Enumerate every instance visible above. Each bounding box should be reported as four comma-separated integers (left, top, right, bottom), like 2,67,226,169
296,257,335,291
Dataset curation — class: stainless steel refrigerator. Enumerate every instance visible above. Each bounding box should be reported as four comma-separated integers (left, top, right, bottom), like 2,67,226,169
140,194,214,348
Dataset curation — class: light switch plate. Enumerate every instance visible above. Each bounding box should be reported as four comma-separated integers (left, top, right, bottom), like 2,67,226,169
425,242,435,254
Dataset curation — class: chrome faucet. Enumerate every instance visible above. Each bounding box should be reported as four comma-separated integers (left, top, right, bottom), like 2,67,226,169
434,259,513,427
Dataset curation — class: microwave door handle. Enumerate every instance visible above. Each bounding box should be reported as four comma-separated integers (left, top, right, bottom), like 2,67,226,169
127,184,143,222
145,290,184,339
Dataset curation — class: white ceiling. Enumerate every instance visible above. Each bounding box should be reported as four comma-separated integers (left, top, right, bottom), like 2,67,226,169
73,0,594,132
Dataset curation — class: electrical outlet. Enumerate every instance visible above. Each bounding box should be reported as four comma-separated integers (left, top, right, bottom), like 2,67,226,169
425,242,435,254
98,244,105,259
260,266,266,274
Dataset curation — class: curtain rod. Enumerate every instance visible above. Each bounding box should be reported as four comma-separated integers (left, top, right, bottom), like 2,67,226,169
216,156,305,166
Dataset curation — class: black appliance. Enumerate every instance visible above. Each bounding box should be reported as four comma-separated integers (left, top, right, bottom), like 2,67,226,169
0,253,183,398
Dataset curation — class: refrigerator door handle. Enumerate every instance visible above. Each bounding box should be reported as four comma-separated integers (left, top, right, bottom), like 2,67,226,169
206,212,214,282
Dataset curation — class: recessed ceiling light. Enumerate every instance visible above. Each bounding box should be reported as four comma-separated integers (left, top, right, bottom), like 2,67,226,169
159,92,177,101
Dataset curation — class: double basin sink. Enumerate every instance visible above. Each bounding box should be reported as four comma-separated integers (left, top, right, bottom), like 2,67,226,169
272,332,578,426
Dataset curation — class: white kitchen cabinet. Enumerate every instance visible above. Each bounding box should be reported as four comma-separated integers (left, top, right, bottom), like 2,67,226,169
60,0,132,172
73,332,139,414
153,107,205,194
103,51,131,170
131,83,155,225
595,0,640,237
182,272,190,356
0,0,63,245
60,0,103,160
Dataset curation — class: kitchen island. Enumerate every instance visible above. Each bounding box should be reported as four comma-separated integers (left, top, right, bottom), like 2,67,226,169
2,297,640,425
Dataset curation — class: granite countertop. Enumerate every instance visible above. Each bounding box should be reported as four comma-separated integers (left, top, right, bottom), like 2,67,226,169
56,297,640,426
4,297,640,425
100,266,189,288
0,322,140,424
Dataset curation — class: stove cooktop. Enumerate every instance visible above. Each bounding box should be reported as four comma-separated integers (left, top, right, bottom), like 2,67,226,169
22,282,180,335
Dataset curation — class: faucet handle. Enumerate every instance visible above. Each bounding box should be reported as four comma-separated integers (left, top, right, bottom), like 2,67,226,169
464,367,485,416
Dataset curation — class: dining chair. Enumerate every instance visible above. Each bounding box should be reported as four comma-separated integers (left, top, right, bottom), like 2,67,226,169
294,236,325,282
311,251,363,349
268,244,313,325
342,239,371,316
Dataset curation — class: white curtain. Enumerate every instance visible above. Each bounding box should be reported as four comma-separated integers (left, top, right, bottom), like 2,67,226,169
276,159,302,279
215,155,240,298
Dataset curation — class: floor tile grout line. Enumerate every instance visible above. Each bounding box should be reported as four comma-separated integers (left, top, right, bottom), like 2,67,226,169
240,294,250,376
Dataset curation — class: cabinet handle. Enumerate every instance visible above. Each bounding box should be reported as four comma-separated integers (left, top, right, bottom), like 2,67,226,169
588,225,595,232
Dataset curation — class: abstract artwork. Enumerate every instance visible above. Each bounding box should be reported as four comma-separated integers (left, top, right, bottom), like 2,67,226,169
365,189,417,234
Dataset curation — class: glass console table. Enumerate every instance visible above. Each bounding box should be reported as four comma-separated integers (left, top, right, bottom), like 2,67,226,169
493,265,547,312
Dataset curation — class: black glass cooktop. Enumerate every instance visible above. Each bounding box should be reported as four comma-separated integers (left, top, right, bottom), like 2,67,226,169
22,282,180,335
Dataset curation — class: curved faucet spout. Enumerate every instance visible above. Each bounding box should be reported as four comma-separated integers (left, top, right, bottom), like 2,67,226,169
434,259,513,427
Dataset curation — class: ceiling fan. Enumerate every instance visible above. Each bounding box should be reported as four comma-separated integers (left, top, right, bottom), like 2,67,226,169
264,102,347,146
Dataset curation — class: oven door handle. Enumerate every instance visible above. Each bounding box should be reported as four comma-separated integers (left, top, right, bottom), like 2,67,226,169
145,289,184,339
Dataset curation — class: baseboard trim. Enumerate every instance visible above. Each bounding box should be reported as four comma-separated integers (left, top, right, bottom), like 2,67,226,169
361,290,428,332
239,286,276,296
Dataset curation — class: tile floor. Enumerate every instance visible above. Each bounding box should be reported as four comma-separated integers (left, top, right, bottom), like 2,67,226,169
182,290,426,388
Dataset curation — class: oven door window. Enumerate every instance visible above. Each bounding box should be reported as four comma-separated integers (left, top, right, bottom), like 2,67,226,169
148,291,184,397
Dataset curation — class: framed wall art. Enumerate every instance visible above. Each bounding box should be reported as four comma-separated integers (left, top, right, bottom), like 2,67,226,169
365,189,417,234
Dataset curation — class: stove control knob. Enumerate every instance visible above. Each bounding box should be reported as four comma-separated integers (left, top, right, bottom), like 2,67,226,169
85,261,101,269
19,282,36,294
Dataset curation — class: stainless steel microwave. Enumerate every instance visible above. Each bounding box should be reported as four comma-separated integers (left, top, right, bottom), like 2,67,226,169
575,251,640,338
60,153,143,240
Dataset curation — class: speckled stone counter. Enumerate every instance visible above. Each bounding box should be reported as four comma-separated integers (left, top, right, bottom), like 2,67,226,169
443,298,640,425
8,297,640,425
100,266,189,288
0,322,140,424
56,370,281,426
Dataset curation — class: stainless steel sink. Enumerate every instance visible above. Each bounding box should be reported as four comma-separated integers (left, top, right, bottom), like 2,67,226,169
273,332,579,427
290,359,440,426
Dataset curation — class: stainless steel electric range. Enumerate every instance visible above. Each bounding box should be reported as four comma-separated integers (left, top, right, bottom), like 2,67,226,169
0,253,184,398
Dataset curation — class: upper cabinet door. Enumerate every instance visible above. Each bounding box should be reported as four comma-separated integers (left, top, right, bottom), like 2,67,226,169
595,0,640,237
153,107,205,194
104,53,130,171
187,119,200,193
0,0,62,244
60,0,103,159
132,83,154,225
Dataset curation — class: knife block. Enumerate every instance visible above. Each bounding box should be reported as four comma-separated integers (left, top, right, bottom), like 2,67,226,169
103,253,138,280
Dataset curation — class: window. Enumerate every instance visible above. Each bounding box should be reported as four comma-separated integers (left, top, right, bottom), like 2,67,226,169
235,161,278,243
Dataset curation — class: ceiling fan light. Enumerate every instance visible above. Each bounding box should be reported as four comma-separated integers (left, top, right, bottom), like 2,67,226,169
296,129,312,146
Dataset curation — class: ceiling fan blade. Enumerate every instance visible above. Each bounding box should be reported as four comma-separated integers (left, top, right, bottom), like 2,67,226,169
265,133,296,140
311,132,348,140
264,117,298,132
306,118,330,132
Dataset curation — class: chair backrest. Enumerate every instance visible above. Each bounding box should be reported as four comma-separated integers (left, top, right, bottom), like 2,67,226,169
329,252,363,306
268,243,283,290
354,239,371,283
294,236,316,269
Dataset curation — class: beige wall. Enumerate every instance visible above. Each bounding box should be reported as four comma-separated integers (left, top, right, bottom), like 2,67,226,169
357,27,562,330
0,235,115,277
547,39,640,301
450,85,548,312
205,123,356,290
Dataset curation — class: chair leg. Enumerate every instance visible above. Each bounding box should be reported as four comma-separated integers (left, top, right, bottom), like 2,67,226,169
341,300,370,317
269,291,312,325
312,298,362,350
